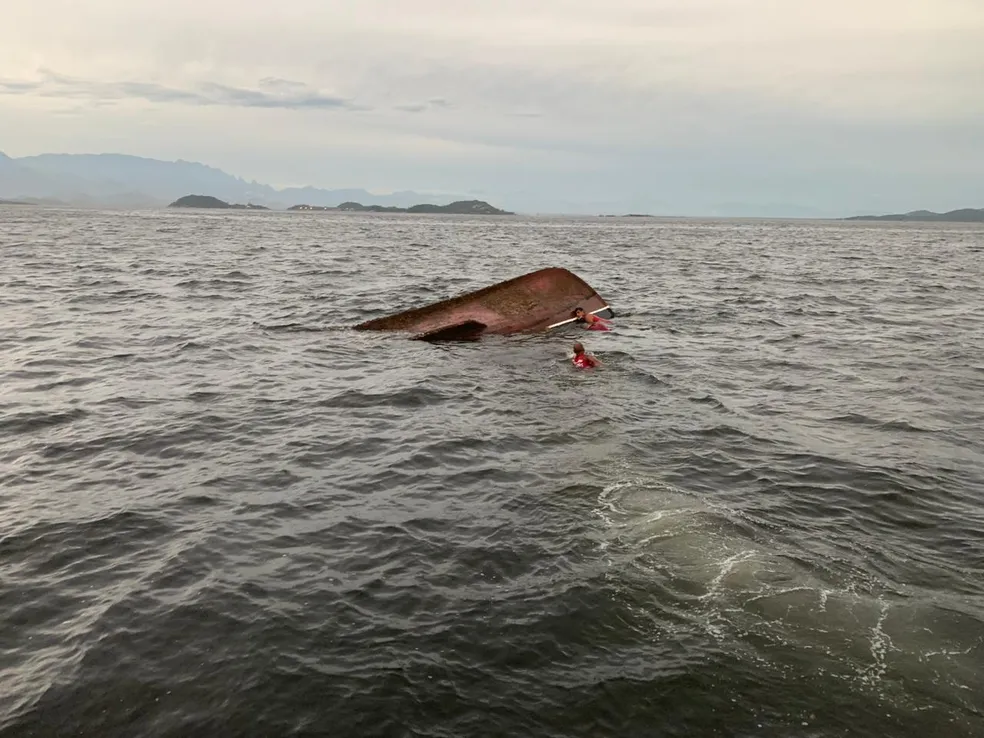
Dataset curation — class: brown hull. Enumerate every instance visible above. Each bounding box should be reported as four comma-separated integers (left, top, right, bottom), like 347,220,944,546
353,267,614,340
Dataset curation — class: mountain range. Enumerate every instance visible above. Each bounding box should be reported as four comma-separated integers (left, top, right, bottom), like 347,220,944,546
2,151,980,219
0,151,469,210
0,152,838,216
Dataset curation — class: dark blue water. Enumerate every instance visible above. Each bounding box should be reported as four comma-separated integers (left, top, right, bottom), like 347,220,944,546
2,207,983,737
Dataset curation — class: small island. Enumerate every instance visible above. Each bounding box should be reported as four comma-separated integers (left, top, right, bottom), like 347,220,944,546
0,199,30,206
844,208,984,222
289,199,513,215
168,195,269,210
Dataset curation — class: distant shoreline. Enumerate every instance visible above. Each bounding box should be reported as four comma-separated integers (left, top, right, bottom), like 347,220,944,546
6,194,983,223
843,208,984,223
168,194,513,215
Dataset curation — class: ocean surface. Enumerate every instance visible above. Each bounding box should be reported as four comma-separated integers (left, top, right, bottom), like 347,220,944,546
1,206,983,737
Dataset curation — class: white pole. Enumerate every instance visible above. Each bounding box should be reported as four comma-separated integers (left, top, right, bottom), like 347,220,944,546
547,306,610,330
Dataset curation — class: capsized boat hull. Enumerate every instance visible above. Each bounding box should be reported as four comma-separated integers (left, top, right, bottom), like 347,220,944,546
353,267,614,340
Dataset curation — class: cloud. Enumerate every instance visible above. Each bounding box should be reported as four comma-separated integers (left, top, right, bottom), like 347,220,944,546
258,77,309,92
0,80,43,93
0,69,363,111
2,68,457,117
196,81,356,110
393,98,453,114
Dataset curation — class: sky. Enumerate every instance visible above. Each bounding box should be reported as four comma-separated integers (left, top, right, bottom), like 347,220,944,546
2,0,983,215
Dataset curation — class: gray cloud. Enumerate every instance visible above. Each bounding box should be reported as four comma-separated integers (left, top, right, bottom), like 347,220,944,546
1,69,458,116
0,79,43,93
113,81,208,105
1,69,364,111
392,98,453,114
258,77,309,92
197,81,356,110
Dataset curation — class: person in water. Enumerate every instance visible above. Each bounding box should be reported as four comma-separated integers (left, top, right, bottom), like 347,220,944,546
573,307,612,331
571,342,602,369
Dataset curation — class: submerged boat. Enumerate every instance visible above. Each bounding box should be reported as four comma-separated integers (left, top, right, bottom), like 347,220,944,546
353,267,615,341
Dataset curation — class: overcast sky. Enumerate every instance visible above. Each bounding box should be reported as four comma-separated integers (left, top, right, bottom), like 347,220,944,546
2,0,983,215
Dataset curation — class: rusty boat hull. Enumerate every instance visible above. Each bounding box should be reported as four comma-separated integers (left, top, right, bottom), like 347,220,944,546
353,267,614,341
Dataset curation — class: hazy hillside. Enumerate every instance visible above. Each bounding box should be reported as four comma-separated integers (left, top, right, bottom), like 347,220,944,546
0,152,466,209
844,208,984,222
0,151,83,200
18,153,266,205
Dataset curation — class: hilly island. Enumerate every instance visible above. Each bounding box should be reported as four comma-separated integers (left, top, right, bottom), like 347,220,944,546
168,195,269,209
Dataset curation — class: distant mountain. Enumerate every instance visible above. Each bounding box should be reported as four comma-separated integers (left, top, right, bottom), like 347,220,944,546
0,151,75,200
275,185,453,209
169,194,270,210
0,152,469,210
844,208,984,222
333,199,512,215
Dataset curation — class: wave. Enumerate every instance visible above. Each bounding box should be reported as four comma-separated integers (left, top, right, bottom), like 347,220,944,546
0,408,88,436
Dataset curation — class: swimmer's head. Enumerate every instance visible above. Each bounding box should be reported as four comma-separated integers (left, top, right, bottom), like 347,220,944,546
573,342,585,354
573,307,586,320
